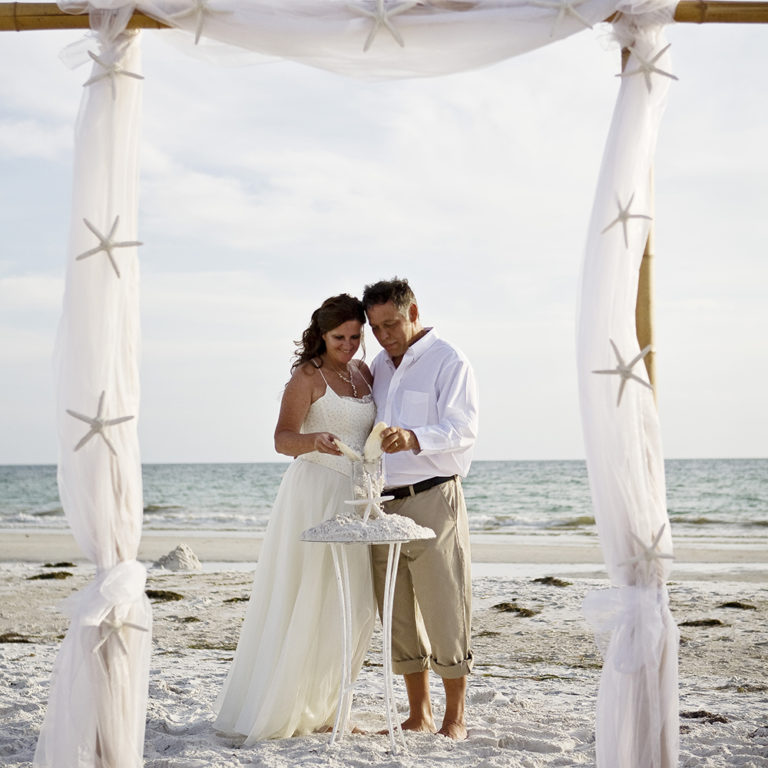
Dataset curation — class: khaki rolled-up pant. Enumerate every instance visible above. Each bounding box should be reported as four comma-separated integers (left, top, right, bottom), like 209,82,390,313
371,477,473,678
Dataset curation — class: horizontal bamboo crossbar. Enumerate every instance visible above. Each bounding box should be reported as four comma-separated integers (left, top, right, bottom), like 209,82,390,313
1,0,768,32
675,0,768,20
0,2,168,30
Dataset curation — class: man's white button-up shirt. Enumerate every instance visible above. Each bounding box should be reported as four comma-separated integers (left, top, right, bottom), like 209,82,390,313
370,328,479,488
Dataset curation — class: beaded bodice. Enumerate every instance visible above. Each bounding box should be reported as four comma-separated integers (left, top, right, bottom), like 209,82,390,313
299,387,375,477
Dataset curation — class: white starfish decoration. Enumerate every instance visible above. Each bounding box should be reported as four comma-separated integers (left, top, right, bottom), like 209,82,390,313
601,193,652,249
168,0,231,45
83,50,144,101
619,524,674,568
345,471,393,522
66,391,134,456
592,339,653,406
76,216,142,278
617,43,679,93
347,0,419,52
528,0,593,36
93,616,149,656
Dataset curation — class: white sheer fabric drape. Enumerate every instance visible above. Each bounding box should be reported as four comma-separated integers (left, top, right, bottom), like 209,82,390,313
578,3,679,767
35,11,150,768
42,1,680,766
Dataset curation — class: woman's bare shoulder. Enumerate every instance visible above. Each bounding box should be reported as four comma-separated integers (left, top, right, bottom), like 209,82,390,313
286,359,325,397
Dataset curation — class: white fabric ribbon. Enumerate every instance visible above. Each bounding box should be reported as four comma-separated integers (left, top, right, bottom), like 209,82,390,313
583,585,667,672
61,558,148,626
35,561,152,768
583,586,679,768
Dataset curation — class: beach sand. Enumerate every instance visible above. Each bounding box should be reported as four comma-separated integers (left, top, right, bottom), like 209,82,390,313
1,533,767,767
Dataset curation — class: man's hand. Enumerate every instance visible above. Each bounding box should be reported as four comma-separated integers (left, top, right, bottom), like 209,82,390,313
381,426,420,454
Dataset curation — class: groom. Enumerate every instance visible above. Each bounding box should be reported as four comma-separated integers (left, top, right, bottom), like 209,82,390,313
362,277,479,740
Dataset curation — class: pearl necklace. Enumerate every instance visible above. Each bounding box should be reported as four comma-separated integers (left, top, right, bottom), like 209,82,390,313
331,363,358,398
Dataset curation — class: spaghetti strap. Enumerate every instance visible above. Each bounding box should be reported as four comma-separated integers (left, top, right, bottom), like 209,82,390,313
359,371,372,395
351,361,373,395
311,359,330,387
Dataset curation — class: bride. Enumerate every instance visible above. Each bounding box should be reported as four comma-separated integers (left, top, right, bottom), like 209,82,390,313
214,293,377,743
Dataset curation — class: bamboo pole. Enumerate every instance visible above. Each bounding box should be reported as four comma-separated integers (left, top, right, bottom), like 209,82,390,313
674,0,768,22
621,44,657,397
2,0,768,31
636,172,657,399
0,2,168,31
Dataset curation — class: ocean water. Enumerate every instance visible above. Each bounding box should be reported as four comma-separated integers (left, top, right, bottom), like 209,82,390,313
0,459,765,544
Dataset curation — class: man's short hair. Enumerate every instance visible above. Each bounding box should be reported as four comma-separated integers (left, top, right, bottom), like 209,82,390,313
362,277,416,314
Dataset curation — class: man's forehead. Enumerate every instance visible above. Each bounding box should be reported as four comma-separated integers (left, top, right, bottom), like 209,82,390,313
366,301,400,319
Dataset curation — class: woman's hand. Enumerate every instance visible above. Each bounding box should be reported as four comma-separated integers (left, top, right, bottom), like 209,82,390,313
312,432,343,455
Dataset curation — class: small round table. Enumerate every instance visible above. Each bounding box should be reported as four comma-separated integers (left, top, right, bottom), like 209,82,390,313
301,521,435,753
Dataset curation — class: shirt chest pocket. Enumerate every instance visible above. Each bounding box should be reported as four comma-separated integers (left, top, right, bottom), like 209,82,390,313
400,390,430,427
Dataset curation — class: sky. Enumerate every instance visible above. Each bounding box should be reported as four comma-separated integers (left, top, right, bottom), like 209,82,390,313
0,18,766,464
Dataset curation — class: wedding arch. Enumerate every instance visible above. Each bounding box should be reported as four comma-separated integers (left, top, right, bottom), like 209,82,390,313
2,1,766,767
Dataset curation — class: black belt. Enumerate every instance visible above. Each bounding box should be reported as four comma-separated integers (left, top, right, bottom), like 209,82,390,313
383,475,455,500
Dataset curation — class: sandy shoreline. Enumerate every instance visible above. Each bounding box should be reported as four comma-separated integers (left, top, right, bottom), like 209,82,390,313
2,528,767,766
2,552,767,768
3,529,767,568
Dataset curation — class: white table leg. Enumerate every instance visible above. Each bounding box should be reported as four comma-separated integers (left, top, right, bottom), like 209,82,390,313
329,543,352,747
382,541,407,753
327,539,409,753
339,546,354,737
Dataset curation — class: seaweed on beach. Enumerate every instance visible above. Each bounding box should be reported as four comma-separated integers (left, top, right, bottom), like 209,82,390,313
717,682,768,694
146,589,184,602
532,576,572,588
27,571,72,580
718,601,757,610
187,641,237,651
681,710,729,724
223,596,249,603
492,601,539,617
736,683,768,694
679,618,726,627
43,562,76,568
0,631,31,643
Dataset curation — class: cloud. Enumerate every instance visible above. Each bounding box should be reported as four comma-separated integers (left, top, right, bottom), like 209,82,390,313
0,23,766,461
0,119,72,161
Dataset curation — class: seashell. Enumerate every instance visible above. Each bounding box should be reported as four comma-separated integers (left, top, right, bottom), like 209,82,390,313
333,438,362,463
363,421,388,463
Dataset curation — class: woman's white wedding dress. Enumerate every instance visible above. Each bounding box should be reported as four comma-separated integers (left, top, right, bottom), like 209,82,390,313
214,382,376,743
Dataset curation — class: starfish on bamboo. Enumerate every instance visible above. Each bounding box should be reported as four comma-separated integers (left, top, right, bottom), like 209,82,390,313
76,216,142,279
83,50,144,100
168,0,231,45
66,391,134,456
601,193,652,248
592,338,653,406
619,524,674,568
528,0,593,36
617,43,679,93
348,0,419,52
93,616,149,656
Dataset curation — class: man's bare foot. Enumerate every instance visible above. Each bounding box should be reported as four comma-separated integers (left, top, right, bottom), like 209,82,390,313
377,716,436,735
402,716,437,733
437,719,467,740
